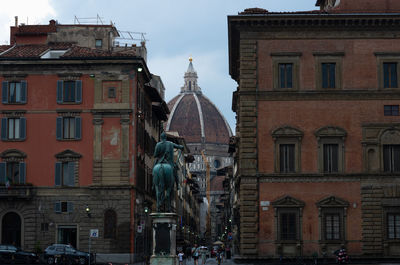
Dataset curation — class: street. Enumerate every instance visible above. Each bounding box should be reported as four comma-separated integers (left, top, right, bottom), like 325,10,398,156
184,257,237,265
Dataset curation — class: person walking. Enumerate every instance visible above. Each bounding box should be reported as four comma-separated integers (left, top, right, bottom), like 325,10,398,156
178,249,185,265
192,244,200,265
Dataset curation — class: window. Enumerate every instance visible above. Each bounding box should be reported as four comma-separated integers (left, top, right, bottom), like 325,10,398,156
314,52,343,90
384,105,399,116
272,196,304,243
322,63,336,89
316,196,348,243
55,201,74,213
55,161,76,186
108,87,116,98
1,117,26,141
315,126,346,173
272,53,301,91
323,144,339,173
280,212,297,240
383,145,400,172
0,161,26,185
272,126,303,173
279,63,293,89
383,63,398,88
95,39,102,48
280,144,295,173
387,213,400,239
41,223,49,232
56,80,82,104
325,213,340,240
104,209,117,239
2,81,27,104
56,116,81,140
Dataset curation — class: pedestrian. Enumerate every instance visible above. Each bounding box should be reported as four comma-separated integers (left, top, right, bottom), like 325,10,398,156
178,249,184,265
201,247,207,265
192,244,200,265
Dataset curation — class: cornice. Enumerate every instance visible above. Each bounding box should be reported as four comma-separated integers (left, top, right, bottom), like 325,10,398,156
237,90,400,101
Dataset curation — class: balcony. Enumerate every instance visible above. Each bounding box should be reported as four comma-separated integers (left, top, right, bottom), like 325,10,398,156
0,185,34,199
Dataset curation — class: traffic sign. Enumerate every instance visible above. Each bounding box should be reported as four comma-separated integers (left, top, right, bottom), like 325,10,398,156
90,229,99,238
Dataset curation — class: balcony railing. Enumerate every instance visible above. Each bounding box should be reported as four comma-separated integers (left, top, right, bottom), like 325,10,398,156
0,185,34,199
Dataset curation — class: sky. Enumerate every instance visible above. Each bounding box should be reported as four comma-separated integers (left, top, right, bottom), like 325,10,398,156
0,0,318,132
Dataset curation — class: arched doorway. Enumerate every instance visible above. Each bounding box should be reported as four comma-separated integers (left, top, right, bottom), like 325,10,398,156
2,212,21,247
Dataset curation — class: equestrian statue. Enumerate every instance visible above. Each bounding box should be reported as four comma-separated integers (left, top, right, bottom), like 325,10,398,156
152,132,184,212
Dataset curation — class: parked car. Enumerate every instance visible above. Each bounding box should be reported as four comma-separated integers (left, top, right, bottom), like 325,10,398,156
0,244,39,264
43,244,93,265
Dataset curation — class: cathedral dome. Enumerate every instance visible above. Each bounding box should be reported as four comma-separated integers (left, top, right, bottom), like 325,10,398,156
166,58,232,145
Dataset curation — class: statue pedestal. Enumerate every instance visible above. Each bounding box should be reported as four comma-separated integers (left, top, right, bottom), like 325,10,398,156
150,213,177,265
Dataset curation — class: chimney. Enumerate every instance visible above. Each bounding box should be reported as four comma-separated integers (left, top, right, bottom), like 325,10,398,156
15,16,18,27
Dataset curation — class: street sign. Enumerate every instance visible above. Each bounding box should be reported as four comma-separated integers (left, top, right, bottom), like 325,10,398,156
90,229,99,238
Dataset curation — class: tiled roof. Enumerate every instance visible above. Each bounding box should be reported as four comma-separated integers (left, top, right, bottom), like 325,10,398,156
239,8,325,15
0,45,12,53
14,21,57,35
0,43,137,59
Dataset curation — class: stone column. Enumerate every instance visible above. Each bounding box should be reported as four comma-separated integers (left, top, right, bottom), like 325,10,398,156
150,213,177,265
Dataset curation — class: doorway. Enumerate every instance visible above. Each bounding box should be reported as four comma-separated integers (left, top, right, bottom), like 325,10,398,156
2,212,21,247
57,225,77,248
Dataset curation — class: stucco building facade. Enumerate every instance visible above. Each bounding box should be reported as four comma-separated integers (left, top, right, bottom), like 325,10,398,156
0,19,173,263
229,0,400,261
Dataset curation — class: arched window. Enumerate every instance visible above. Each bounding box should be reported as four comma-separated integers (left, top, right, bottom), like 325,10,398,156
104,209,117,239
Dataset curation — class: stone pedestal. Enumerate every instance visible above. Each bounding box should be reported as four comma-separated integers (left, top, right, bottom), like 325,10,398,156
150,213,177,265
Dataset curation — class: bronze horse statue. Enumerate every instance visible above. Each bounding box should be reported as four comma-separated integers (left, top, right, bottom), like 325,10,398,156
152,162,175,212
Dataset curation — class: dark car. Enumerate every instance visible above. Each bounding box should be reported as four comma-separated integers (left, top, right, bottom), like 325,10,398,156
43,244,93,265
0,244,39,264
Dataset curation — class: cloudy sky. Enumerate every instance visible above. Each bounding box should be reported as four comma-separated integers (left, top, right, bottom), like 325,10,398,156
0,0,317,132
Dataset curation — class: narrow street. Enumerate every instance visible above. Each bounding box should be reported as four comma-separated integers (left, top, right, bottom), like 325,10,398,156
184,258,237,265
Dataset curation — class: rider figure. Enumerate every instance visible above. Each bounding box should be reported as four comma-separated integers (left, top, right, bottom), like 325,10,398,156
153,132,184,190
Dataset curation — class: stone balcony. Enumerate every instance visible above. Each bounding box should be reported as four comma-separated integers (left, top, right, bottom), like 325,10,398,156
0,185,34,199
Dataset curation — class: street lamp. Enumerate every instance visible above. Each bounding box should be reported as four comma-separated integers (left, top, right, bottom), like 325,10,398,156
85,205,91,218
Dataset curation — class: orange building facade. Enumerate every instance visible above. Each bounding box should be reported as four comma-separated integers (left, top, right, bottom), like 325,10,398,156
0,20,169,262
229,0,400,261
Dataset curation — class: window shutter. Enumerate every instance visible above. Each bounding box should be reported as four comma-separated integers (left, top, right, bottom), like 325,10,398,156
322,63,328,88
56,117,62,140
332,144,339,172
2,81,8,103
0,162,6,184
287,64,293,88
19,117,26,140
67,202,74,213
19,162,26,184
20,81,27,103
75,80,82,103
1,118,7,140
329,63,336,88
288,144,295,172
279,64,285,88
57,80,63,103
75,117,81,140
67,162,75,186
55,202,61,213
391,63,398,88
394,146,400,172
55,162,62,186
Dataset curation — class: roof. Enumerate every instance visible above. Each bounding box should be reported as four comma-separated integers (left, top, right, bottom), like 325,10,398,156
166,93,232,144
0,43,138,59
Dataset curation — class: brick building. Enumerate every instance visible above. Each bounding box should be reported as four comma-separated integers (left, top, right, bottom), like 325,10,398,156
228,0,400,261
0,19,174,263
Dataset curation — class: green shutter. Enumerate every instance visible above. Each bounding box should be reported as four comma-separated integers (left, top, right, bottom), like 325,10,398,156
20,81,27,103
19,162,26,184
2,81,8,104
1,118,7,140
19,117,26,140
56,117,62,140
55,202,61,213
67,162,75,186
55,162,62,186
75,80,82,103
67,202,74,213
57,80,63,103
75,117,81,140
0,162,6,184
